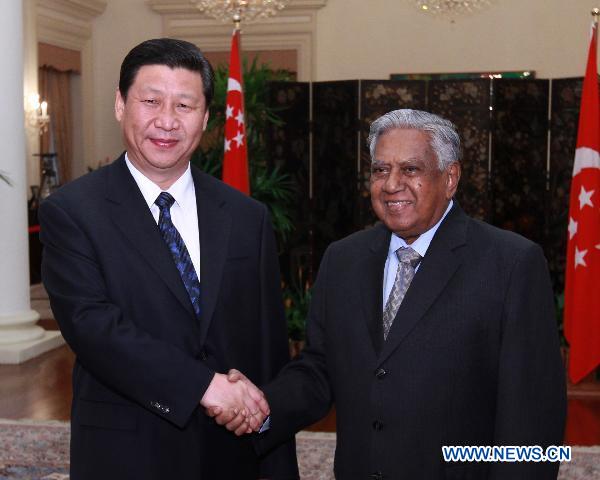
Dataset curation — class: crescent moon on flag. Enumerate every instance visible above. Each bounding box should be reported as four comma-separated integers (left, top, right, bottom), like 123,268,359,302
227,78,242,93
573,147,600,176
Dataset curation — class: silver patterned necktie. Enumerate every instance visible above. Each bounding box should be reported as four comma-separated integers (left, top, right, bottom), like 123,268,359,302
382,247,422,340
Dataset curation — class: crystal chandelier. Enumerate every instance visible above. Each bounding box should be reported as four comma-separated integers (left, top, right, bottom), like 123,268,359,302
413,0,493,16
192,0,291,25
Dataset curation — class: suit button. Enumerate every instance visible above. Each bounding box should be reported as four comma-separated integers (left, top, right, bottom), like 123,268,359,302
372,420,383,431
370,472,383,480
200,349,208,361
375,368,387,379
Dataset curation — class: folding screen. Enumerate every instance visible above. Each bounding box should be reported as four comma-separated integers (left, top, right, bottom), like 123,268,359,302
266,81,311,287
429,79,491,221
312,81,359,266
491,79,550,246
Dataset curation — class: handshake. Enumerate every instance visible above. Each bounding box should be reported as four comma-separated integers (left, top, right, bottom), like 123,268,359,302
200,369,268,436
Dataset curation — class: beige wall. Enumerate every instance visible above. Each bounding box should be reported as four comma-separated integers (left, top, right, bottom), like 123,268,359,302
91,0,161,167
315,0,599,80
86,0,600,168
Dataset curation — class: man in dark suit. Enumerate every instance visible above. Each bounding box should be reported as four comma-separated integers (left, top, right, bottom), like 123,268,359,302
214,109,566,479
39,38,298,480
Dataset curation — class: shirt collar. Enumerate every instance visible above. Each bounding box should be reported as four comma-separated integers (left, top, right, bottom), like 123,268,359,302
389,199,454,258
125,153,195,211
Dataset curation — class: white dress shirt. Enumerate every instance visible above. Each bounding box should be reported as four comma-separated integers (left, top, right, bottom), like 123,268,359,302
125,154,201,280
382,200,453,308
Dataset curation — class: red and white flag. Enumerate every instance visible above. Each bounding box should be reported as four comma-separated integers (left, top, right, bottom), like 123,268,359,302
222,28,250,195
564,19,600,384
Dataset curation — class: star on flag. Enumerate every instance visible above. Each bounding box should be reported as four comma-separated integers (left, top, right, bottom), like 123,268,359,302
574,247,587,268
233,131,244,147
578,185,595,209
235,110,244,127
568,217,578,240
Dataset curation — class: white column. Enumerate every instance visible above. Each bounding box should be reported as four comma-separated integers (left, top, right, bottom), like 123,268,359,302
0,0,63,364
23,0,40,187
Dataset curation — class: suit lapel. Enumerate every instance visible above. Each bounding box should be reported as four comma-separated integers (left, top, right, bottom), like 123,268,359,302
193,168,231,346
105,156,196,319
377,204,468,366
359,224,391,355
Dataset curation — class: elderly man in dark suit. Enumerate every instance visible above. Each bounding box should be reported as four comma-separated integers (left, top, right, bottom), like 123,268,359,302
39,38,298,480
213,109,566,479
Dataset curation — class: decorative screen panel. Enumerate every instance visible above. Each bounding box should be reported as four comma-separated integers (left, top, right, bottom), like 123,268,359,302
429,79,492,221
491,79,550,245
312,81,359,268
548,78,583,294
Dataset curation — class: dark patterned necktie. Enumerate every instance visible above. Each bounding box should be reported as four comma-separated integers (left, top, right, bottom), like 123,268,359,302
155,192,201,318
382,247,421,340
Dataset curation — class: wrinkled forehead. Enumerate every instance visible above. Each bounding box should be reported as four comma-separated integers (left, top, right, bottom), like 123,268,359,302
373,129,436,161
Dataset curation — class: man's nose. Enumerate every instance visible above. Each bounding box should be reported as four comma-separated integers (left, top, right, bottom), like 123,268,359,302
383,169,406,192
154,104,180,131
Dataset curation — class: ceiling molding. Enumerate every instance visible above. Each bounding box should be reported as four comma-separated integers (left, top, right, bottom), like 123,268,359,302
37,14,91,49
36,0,107,48
36,0,107,22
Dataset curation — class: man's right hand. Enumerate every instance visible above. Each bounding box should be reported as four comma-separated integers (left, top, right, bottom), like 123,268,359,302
205,369,268,435
200,371,269,432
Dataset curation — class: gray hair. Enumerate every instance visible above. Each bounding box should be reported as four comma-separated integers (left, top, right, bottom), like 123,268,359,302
367,109,461,170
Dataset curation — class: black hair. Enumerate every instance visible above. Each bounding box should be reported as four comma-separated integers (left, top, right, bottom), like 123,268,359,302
118,38,215,106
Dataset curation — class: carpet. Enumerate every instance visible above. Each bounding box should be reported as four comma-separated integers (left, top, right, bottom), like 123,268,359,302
0,419,597,479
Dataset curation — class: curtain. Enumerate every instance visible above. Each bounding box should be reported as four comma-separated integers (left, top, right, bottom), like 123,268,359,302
39,67,72,183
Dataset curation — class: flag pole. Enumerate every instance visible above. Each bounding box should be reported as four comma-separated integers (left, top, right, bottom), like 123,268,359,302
593,9,599,65
233,10,242,31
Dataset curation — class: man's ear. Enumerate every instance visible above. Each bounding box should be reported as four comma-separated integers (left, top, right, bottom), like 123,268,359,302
115,89,125,121
445,162,461,199
202,109,209,131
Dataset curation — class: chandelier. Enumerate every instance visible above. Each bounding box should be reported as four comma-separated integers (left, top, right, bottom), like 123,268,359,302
192,0,291,25
413,0,493,17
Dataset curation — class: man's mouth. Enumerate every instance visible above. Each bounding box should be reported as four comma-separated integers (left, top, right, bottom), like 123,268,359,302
385,200,413,212
150,138,179,148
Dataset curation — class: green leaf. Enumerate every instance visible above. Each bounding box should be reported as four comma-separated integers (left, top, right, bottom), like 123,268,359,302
282,286,312,341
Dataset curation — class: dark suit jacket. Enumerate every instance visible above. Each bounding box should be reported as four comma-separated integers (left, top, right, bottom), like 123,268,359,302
257,203,566,480
39,155,298,480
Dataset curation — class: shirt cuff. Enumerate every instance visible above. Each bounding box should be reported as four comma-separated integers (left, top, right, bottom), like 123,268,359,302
259,415,271,433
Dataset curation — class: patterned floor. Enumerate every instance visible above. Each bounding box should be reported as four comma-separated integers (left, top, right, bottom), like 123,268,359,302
0,419,599,479
0,420,334,480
